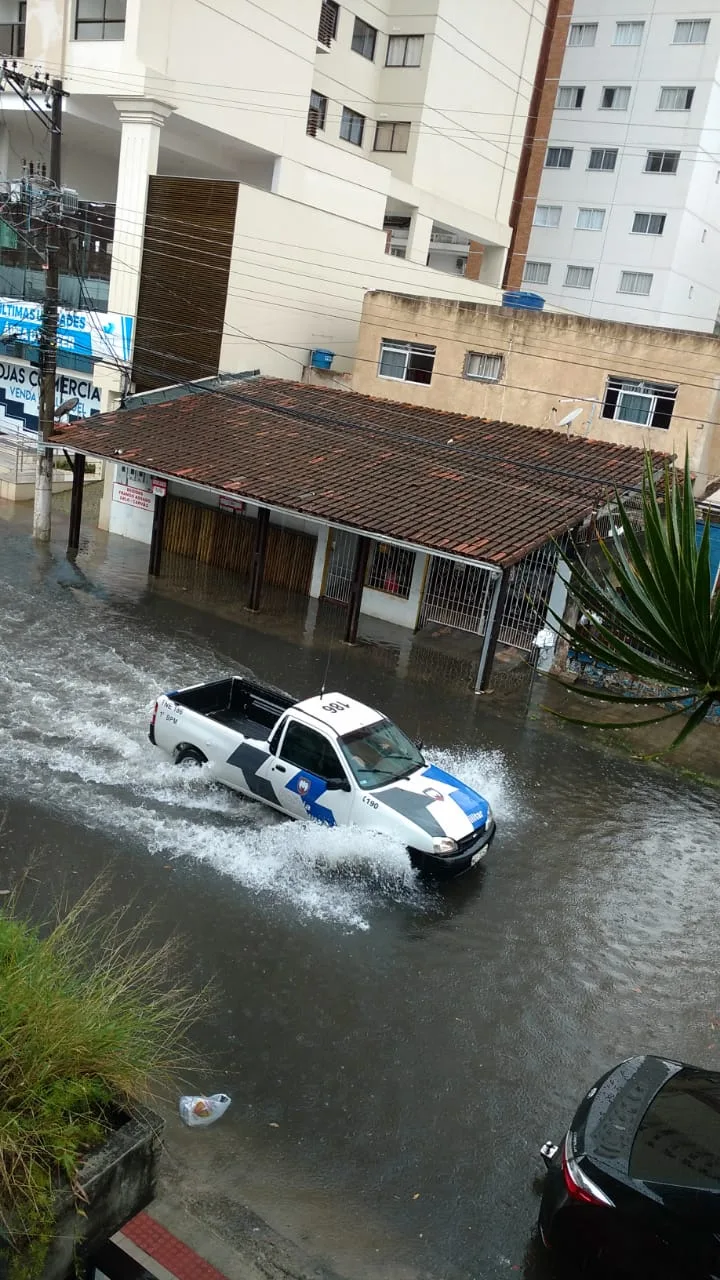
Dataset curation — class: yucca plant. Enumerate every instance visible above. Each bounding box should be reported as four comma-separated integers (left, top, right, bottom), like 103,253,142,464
550,448,720,749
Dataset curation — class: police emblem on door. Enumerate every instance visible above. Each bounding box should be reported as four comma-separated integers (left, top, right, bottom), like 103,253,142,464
297,777,311,797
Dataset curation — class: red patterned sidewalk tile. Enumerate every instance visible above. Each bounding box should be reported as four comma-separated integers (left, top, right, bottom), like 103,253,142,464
122,1211,230,1280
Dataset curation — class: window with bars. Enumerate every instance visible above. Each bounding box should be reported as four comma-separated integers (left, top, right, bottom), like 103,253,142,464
306,91,328,136
317,0,339,45
614,21,644,45
618,270,653,295
533,204,562,227
674,19,709,44
576,207,605,230
568,22,597,46
557,85,585,109
602,376,677,429
523,261,550,285
378,339,435,383
351,15,377,59
340,106,365,145
367,543,415,597
386,34,423,66
464,351,504,382
601,86,631,110
545,147,573,169
74,0,125,40
565,264,594,289
588,148,618,171
645,150,680,173
632,211,666,235
658,86,695,110
374,121,410,152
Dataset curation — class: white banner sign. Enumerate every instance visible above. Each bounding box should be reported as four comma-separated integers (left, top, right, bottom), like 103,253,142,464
0,359,101,437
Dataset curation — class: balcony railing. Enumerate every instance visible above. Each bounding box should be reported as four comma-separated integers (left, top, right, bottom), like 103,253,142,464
0,22,25,57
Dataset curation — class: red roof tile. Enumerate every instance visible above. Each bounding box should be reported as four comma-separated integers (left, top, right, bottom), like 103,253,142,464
51,376,658,567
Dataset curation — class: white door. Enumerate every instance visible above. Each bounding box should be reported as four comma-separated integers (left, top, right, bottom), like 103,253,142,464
270,720,355,828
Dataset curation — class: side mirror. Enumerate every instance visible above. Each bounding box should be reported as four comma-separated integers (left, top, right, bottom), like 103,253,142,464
416,739,425,752
326,777,351,792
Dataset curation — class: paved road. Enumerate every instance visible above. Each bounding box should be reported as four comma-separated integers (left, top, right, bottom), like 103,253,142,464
0,508,716,1280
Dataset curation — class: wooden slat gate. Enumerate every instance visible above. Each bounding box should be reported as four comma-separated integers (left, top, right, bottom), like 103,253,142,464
163,497,316,596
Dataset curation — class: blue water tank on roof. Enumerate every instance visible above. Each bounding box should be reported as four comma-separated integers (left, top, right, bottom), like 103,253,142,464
310,349,335,369
502,290,545,311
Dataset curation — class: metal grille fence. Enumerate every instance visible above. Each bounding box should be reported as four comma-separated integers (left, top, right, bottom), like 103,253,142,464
498,542,559,652
323,529,358,603
418,556,496,634
574,490,645,544
367,542,415,597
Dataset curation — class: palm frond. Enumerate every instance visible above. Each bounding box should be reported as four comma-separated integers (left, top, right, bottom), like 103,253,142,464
551,446,720,749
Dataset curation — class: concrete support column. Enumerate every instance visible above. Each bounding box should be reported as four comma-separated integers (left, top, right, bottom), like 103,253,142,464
538,556,571,673
479,245,507,288
309,525,330,599
406,212,433,265
108,99,174,325
0,125,10,182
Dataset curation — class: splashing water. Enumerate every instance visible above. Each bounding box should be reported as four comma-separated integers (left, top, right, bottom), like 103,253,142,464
0,578,512,928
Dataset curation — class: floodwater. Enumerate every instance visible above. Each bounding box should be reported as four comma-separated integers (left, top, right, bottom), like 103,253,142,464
0,502,718,1280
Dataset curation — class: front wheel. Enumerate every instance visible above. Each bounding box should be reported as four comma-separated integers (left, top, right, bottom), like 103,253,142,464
174,745,207,767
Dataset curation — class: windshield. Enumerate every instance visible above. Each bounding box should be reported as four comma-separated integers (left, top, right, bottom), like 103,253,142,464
340,719,424,790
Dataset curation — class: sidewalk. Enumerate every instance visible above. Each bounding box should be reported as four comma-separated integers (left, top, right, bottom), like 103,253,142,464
115,1211,232,1280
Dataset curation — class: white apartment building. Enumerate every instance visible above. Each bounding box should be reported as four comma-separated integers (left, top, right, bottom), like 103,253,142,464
0,0,548,401
524,1,720,332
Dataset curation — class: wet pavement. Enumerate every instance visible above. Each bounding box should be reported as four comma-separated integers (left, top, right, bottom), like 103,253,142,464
0,498,718,1280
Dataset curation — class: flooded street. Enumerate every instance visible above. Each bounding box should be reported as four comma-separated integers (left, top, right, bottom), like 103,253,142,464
0,503,718,1280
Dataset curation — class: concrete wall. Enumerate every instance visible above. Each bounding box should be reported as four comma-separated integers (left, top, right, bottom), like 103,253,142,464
362,551,427,628
351,291,720,490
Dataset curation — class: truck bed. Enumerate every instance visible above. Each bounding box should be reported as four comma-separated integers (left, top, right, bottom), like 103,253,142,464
168,677,295,742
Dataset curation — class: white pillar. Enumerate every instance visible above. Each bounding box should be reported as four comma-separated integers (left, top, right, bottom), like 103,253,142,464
0,125,10,181
108,99,174,325
538,557,572,674
406,211,433,265
309,524,330,598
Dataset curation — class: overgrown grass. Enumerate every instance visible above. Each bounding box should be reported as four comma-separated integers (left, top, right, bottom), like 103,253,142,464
0,883,199,1278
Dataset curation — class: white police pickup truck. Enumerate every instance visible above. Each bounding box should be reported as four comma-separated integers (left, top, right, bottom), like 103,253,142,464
149,677,495,875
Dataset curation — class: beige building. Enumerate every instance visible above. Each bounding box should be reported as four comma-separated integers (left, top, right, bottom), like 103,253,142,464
348,291,720,493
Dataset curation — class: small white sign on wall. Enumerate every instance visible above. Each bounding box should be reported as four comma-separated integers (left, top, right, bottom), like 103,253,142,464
113,483,154,513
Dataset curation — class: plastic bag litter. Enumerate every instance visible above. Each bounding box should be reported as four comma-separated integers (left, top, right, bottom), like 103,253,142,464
179,1093,231,1127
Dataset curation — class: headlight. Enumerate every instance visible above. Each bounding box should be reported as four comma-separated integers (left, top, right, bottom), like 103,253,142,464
485,806,494,829
432,837,457,855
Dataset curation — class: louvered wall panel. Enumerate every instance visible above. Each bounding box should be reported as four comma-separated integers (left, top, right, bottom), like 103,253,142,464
163,497,315,596
132,178,239,392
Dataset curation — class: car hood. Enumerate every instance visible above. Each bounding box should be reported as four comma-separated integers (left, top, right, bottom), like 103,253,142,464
373,763,490,841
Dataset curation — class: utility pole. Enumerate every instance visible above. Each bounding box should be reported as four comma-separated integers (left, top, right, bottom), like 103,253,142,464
33,79,63,542
0,64,65,540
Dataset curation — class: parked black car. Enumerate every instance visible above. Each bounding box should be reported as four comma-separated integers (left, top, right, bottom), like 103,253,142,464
538,1055,720,1279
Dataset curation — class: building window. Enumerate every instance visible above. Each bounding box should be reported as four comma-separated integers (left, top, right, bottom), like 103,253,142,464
523,260,551,285
602,376,677,429
545,146,573,169
306,91,328,136
367,543,415,597
614,21,644,46
658,86,695,110
557,85,585,109
464,352,504,382
619,270,653,295
351,15,377,59
568,22,597,47
601,86,631,110
378,339,435,384
645,150,680,173
74,0,125,40
386,34,423,66
576,207,605,230
632,211,666,235
340,106,365,146
533,204,562,228
389,245,406,258
674,19,710,44
588,148,618,171
317,0,339,45
565,264,594,289
373,121,410,152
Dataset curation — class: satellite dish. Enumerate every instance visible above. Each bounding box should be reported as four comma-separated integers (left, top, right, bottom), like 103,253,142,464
558,407,583,428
